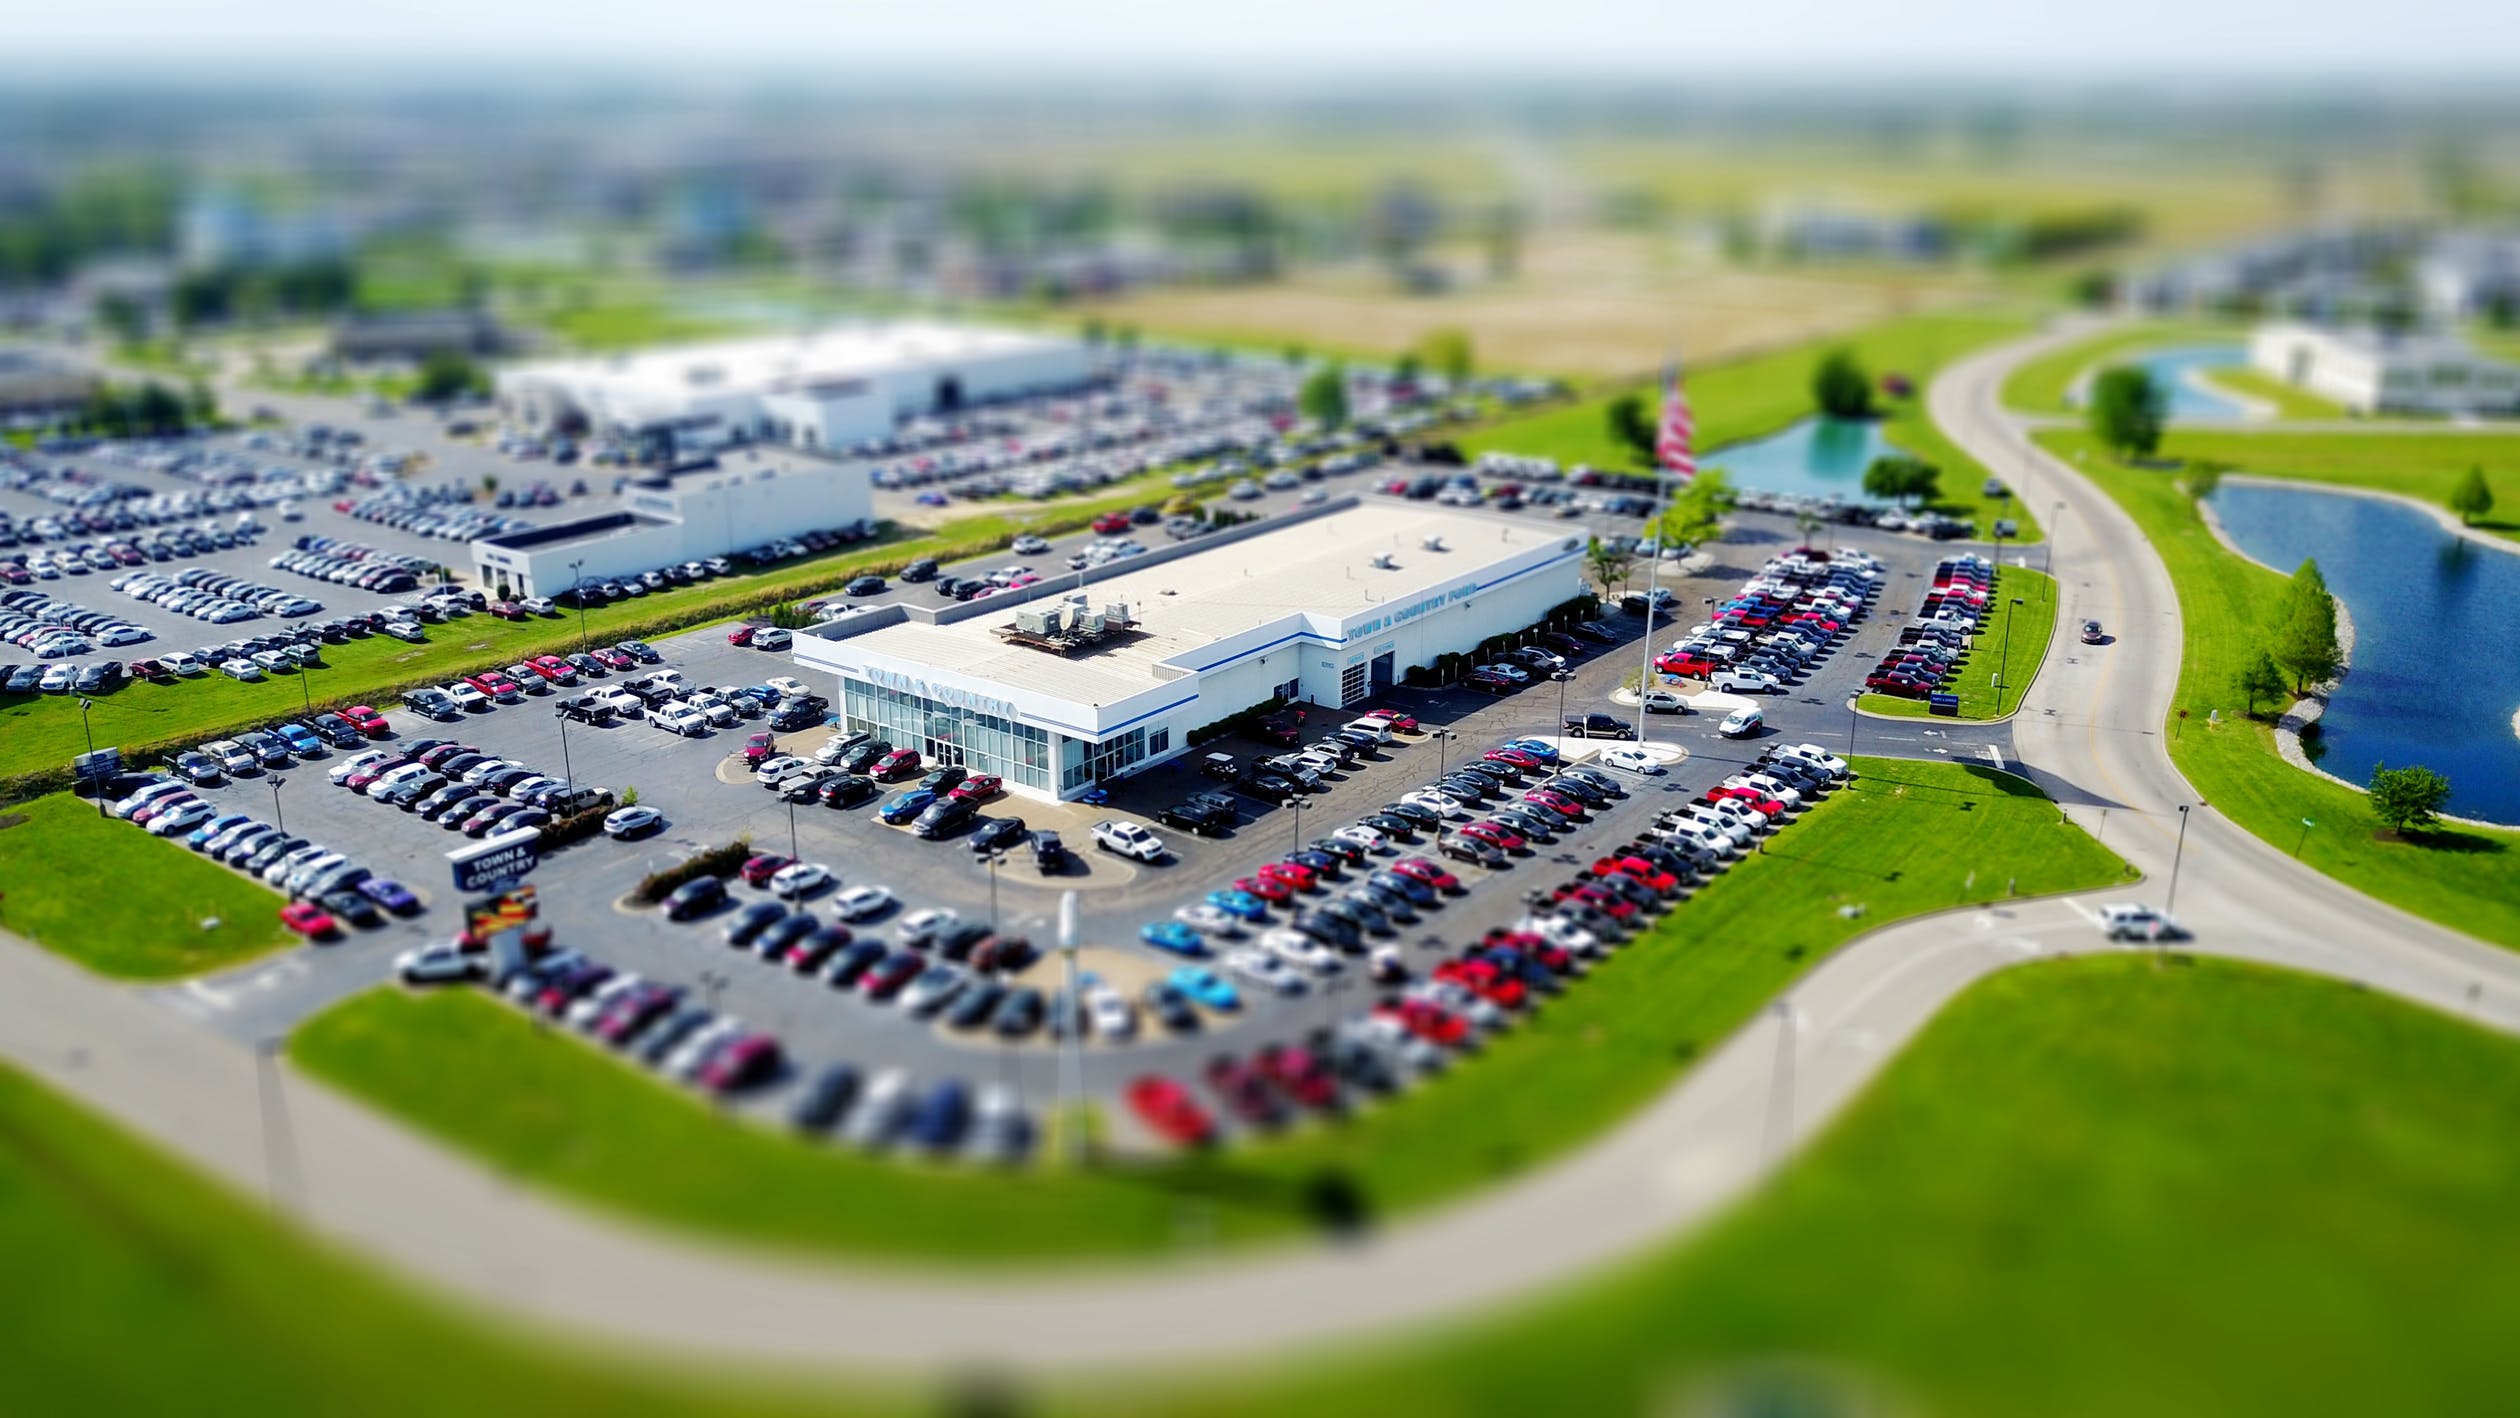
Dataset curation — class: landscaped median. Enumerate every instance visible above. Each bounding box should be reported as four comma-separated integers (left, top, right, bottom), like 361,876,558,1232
0,792,291,977
1856,565,2059,720
2034,429,2520,951
1998,316,2242,415
292,758,2127,1263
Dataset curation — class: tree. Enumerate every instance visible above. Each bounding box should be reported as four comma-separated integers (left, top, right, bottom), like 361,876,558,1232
2450,466,2495,525
2271,557,2341,692
2178,459,2228,501
1861,454,1941,507
1419,328,1473,386
183,378,217,426
1584,535,1635,593
95,290,147,346
2088,365,2166,460
1605,392,1657,471
2236,649,2289,717
1811,348,1873,420
1392,350,1421,386
1298,363,1349,430
415,349,484,404
2367,763,2452,837
1650,470,1733,552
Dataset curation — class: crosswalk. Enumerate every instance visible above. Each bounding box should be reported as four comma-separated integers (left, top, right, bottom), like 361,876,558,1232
157,955,312,1019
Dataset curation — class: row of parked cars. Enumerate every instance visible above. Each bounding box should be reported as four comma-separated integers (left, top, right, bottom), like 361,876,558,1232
105,774,421,939
332,735,616,839
113,565,323,624
173,705,388,782
0,587,154,658
337,487,535,544
1863,554,1998,700
269,536,433,595
1656,547,1882,694
0,511,264,583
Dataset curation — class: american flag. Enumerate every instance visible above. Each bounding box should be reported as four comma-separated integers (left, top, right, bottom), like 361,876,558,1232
1653,365,1695,482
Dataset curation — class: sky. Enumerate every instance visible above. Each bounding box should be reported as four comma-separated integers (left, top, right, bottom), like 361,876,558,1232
13,0,2520,79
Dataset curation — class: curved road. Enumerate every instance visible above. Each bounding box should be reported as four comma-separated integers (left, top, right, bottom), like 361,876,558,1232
6,323,2520,1374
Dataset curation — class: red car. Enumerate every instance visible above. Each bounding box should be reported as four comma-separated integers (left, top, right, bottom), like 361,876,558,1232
1204,1055,1286,1127
1522,787,1587,818
1256,860,1317,893
1553,882,1639,920
465,671,522,700
697,1034,782,1093
740,730,778,767
1483,747,1545,772
1593,855,1680,894
1361,708,1419,733
1091,511,1133,534
726,624,759,646
1460,820,1525,852
1231,874,1293,904
1375,997,1470,1046
1707,787,1789,819
1435,957,1526,1010
1252,1044,1339,1109
1482,928,1575,974
528,655,578,684
1126,1075,1217,1147
279,901,338,939
1656,653,1717,678
948,774,1003,802
488,600,528,621
739,853,794,887
343,704,390,736
871,748,921,780
1390,857,1460,892
591,647,636,670
861,952,922,999
344,757,412,792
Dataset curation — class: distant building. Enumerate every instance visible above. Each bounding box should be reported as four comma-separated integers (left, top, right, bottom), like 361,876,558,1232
494,321,1087,461
468,458,873,598
2249,322,2520,417
179,190,349,269
330,310,507,362
0,347,100,417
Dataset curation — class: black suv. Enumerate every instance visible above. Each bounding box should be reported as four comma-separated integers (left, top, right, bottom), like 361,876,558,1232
1561,712,1636,740
1158,800,1236,836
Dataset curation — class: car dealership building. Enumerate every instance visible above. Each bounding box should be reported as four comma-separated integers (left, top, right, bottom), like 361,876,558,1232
787,500,1586,801
468,458,873,598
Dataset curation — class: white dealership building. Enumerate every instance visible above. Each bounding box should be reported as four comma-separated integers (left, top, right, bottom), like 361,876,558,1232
468,458,872,598
494,321,1089,458
2249,322,2520,417
788,500,1587,802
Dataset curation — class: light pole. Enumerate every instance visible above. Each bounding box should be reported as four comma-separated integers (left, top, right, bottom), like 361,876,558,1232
981,851,1005,930
554,702,576,792
1433,728,1456,778
1551,669,1573,733
2165,804,2192,918
785,793,800,862
2294,816,2315,858
76,696,103,816
568,558,589,654
1286,796,1308,855
295,661,313,715
2045,500,2064,576
1997,594,2023,711
268,775,286,833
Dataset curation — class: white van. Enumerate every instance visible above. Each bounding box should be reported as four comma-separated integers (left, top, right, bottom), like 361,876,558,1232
159,650,204,676
1343,717,1392,745
1718,706,1764,739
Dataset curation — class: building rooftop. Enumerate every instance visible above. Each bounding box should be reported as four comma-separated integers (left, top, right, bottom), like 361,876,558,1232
830,502,1579,706
500,321,1076,403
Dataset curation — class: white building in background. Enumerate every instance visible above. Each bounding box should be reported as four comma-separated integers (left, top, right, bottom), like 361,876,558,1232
468,458,872,598
494,321,1089,459
789,501,1586,802
2248,323,2520,418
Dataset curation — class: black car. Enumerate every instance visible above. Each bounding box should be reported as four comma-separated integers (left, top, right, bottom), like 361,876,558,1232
913,796,979,840
1378,799,1440,829
946,979,1007,1031
618,640,661,663
1309,835,1368,865
992,987,1044,1038
817,774,881,808
1158,800,1236,835
1440,774,1501,801
835,740,890,774
664,876,728,920
1291,909,1360,951
937,922,996,961
968,815,1030,854
1237,770,1300,803
724,900,789,948
1031,829,1066,873
1143,981,1199,1033
1369,870,1438,907
768,703,822,732
308,712,365,747
1561,712,1636,740
1358,812,1417,839
755,911,821,960
1438,834,1508,869
899,559,938,583
318,889,384,929
918,765,968,794
781,771,837,804
845,574,886,596
241,731,292,769
555,695,612,725
1286,847,1342,879
1539,775,1611,808
1491,805,1561,841
789,1063,861,1133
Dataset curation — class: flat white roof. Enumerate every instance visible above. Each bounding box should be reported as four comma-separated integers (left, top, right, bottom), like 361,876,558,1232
834,502,1578,707
502,321,1076,402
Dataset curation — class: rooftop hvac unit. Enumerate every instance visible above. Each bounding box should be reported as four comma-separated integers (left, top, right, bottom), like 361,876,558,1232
1073,610,1104,635
1015,608,1053,635
1368,553,1396,570
1422,535,1447,552
1039,602,1066,634
1102,601,1130,625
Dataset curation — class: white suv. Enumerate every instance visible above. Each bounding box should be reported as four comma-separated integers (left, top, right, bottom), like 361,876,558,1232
1091,820,1167,862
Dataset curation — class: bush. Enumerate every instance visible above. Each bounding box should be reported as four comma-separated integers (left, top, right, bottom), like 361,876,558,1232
635,840,753,903
538,803,614,850
1185,695,1289,747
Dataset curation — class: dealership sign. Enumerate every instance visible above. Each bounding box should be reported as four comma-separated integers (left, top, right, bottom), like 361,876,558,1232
447,826,542,894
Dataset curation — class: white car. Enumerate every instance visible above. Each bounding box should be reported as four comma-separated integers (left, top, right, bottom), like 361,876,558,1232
592,687,645,719
831,884,896,921
770,861,833,899
1710,668,1781,694
2098,903,2184,941
1718,706,1763,738
842,1068,913,1149
328,749,391,786
652,703,709,736
1333,823,1387,852
1638,688,1689,714
603,805,661,838
444,681,490,712
394,941,483,984
1223,947,1305,995
1774,743,1852,780
1475,662,1531,683
1174,903,1246,938
219,658,264,681
1259,928,1342,976
520,597,555,615
1091,820,1166,862
897,906,958,943
764,676,809,699
1010,534,1051,555
1724,774,1801,808
814,732,870,765
1598,746,1664,775
752,627,793,650
753,755,805,786
567,974,642,1030
1402,788,1473,819
1085,986,1137,1040
146,800,216,836
666,1018,744,1083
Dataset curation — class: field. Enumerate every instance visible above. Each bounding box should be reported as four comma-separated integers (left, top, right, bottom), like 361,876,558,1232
1463,306,2045,539
293,759,2125,1260
537,301,755,352
19,956,2520,1417
1127,955,2520,1418
2055,425,2520,545
2035,429,2520,950
2198,363,2349,420
1858,566,2059,719
1998,317,2242,414
0,792,290,977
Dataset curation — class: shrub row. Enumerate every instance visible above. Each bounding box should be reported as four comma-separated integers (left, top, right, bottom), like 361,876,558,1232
537,802,616,851
1184,694,1292,748
635,839,754,904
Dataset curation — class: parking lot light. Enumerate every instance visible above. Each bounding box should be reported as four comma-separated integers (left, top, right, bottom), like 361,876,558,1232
1551,669,1574,733
568,558,589,653
785,795,800,862
1285,796,1308,854
269,775,287,833
296,660,313,714
2165,803,2192,921
76,696,103,817
1432,728,1457,777
980,850,1006,930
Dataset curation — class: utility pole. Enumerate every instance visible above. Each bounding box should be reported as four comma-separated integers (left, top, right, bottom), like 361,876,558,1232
569,557,589,653
1999,594,2023,711
2165,803,2193,921
2045,500,2064,577
77,697,103,816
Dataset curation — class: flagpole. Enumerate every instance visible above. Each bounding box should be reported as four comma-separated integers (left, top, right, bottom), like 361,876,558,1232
1635,357,1673,742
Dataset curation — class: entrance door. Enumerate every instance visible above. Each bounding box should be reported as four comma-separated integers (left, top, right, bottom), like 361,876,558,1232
935,375,964,414
1369,651,1396,693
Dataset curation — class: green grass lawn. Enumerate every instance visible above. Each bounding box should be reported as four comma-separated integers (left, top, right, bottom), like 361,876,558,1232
294,759,2125,1261
541,301,756,352
1858,566,2058,719
1998,317,2242,414
2035,429,2520,950
2196,363,2349,420
1124,956,2520,1418
0,793,291,977
1463,307,2043,541
2053,425,2520,545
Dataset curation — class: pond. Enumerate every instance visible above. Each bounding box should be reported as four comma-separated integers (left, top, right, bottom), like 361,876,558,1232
2126,343,2254,421
1701,416,1899,506
2209,480,2520,826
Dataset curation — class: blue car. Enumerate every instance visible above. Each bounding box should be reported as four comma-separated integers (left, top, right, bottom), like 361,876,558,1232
275,723,324,756
1139,920,1206,955
1502,737,1561,765
358,877,421,914
1204,888,1269,923
1167,965,1240,1012
187,812,256,850
878,789,937,825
